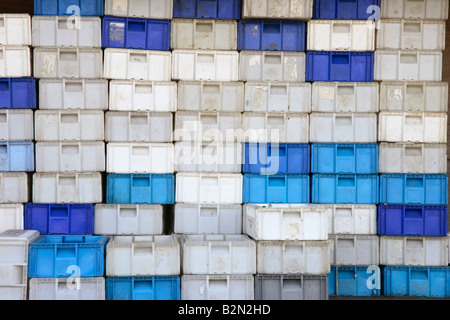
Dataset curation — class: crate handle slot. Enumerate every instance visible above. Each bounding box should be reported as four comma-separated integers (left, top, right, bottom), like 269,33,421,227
337,146,354,157
406,177,423,188
128,21,146,33
61,144,79,155
337,238,355,248
196,22,213,32
61,113,79,123
406,84,423,95
268,145,286,157
60,51,77,61
338,177,355,187
208,279,227,288
267,116,284,126
119,207,137,217
58,176,76,186
333,23,351,33
268,176,286,187
200,207,218,217
0,113,6,122
132,145,150,156
403,22,421,33
203,84,220,94
0,18,4,28
263,23,281,34
400,54,418,64
282,279,302,289
404,208,423,219
201,114,217,124
210,244,229,255
130,53,147,63
404,146,422,157
264,55,281,64
331,54,349,65
0,80,9,91
410,270,428,280
58,18,71,29
337,85,354,95
65,82,83,92
50,207,69,217
56,247,76,258
270,85,287,95
135,84,152,94
202,176,218,186
133,280,152,290
0,145,7,155
132,176,150,186
405,115,422,125
130,115,148,125
335,207,352,217
197,54,214,64
133,246,153,256
406,238,424,248
335,116,352,126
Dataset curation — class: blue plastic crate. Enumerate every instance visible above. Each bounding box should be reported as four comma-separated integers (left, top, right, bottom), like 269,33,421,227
313,0,381,20
312,174,379,204
311,143,378,174
380,174,448,205
237,20,306,52
107,174,175,204
28,235,109,278
24,203,94,235
173,0,241,19
0,141,34,172
34,0,104,16
243,143,310,175
0,78,36,110
306,51,374,82
102,16,171,51
328,266,381,297
243,174,310,204
106,276,181,300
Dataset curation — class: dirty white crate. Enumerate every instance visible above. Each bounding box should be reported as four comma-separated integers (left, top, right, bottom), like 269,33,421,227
0,173,29,204
28,278,105,300
380,81,448,113
174,203,243,235
380,0,449,20
107,143,174,174
329,234,379,266
105,111,173,143
32,172,102,204
244,204,328,241
0,110,34,141
380,236,448,266
245,82,311,113
257,240,330,274
35,110,104,142
171,19,237,50
0,230,40,300
106,235,180,276
0,14,31,46
377,19,446,50
374,50,442,81
35,141,105,173
311,82,379,113
321,204,378,235
307,20,375,51
172,49,239,81
39,79,109,110
32,16,102,47
242,0,313,20
109,80,177,112
181,275,254,300
379,143,447,174
0,204,23,233
177,81,244,112
378,112,447,143
103,48,171,81
34,47,103,79
94,204,164,236
105,0,173,19
181,234,256,275
176,172,243,204
0,46,31,77
310,113,378,143
239,51,306,82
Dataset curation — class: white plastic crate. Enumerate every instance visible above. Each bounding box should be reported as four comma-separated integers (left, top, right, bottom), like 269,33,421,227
329,234,379,266
35,141,106,173
181,275,254,300
0,109,34,141
374,50,442,81
34,47,103,79
245,82,311,113
181,234,256,275
0,46,31,77
105,111,173,143
109,80,177,112
242,0,313,20
32,16,102,48
0,204,23,233
307,20,375,51
380,81,448,113
0,173,29,204
106,235,180,276
311,82,379,113
0,14,31,46
176,172,243,204
171,19,237,50
34,110,104,142
94,204,164,236
172,49,239,81
380,0,449,20
32,172,102,204
39,79,109,110
378,112,447,143
105,0,173,19
379,143,447,174
257,240,330,274
177,81,244,112
380,236,448,266
310,113,378,143
239,51,306,82
107,143,174,174
28,278,105,300
103,48,171,81
321,204,377,235
243,204,328,241
174,203,243,235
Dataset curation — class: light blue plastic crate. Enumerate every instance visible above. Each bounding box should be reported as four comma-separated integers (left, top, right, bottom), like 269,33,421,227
328,266,381,297
34,0,104,16
106,276,180,300
0,141,34,172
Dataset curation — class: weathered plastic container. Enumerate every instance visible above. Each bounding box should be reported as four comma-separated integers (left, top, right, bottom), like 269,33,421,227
106,235,180,276
105,0,174,19
329,234,379,266
0,46,31,77
242,0,313,20
181,275,254,300
380,0,449,20
323,204,377,235
0,172,29,204
0,204,23,233
0,14,31,46
328,266,381,297
173,0,242,19
313,0,381,20
105,276,180,300
0,110,33,141
0,141,34,172
34,0,105,16
28,277,105,300
0,77,36,110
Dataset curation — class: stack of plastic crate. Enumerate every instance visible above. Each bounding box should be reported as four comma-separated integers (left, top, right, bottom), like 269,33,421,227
376,0,450,298
307,0,381,298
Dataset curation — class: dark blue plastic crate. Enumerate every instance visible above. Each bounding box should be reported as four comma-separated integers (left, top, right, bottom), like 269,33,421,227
0,78,36,110
102,16,171,51
243,143,310,175
243,174,310,204
312,174,379,204
328,266,381,297
311,143,378,174
380,174,448,205
173,0,241,19
34,0,104,16
24,203,94,235
0,141,34,172
106,276,181,300
107,174,175,204
28,235,109,278
313,0,381,20
237,20,306,52
306,51,374,82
